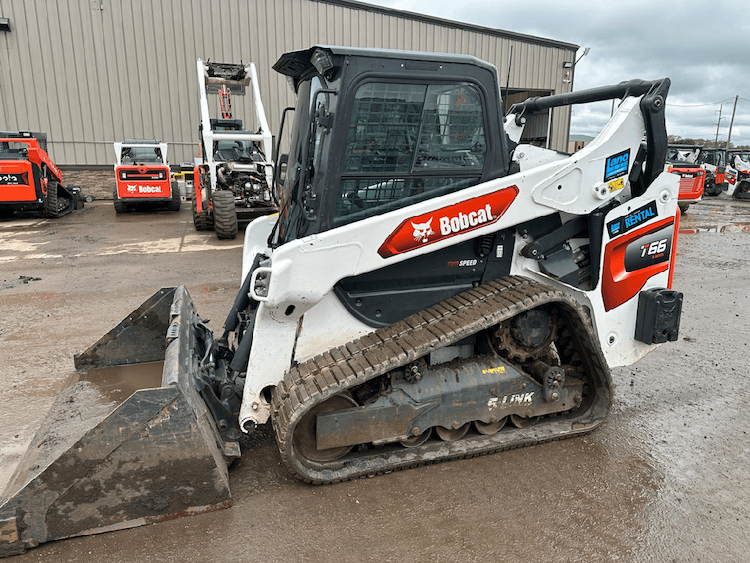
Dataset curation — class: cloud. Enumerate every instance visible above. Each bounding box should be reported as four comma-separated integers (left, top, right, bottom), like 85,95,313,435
368,0,750,145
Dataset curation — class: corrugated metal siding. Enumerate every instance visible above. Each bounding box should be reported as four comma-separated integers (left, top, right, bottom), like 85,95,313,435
0,0,577,165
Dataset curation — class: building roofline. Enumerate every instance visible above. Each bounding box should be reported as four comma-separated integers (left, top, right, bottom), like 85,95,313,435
312,0,579,52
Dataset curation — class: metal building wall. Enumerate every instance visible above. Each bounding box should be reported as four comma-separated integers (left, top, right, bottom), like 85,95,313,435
0,0,578,165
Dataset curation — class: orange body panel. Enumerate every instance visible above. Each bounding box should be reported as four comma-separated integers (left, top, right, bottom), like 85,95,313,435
667,165,705,204
115,165,171,199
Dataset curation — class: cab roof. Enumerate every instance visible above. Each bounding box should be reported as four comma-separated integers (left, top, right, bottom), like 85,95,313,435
273,45,496,82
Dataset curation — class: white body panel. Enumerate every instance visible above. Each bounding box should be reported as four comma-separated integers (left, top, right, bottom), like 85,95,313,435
733,155,750,173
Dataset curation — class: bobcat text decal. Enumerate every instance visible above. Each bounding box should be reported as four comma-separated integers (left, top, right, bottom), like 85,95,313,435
127,184,164,194
378,186,519,258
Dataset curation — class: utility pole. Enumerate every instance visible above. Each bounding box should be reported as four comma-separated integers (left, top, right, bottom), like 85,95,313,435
715,104,723,143
726,95,738,150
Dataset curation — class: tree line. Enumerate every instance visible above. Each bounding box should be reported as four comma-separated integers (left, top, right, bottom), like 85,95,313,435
667,135,750,149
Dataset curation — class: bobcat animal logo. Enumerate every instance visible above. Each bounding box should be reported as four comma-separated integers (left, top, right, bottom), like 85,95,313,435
411,218,434,243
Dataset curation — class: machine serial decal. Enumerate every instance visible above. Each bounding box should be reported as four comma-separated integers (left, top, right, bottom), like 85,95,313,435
378,186,519,257
607,200,658,238
604,149,630,181
481,366,506,374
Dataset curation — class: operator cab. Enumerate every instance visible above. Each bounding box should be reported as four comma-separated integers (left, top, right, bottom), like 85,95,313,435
272,46,511,246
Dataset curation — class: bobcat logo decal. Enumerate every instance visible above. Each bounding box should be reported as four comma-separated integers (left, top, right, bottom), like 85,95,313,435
411,218,434,243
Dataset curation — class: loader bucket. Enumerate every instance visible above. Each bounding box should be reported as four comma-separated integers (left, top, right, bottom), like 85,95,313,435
0,286,238,557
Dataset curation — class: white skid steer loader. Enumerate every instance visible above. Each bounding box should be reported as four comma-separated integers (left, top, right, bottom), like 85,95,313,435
191,59,277,239
0,46,682,556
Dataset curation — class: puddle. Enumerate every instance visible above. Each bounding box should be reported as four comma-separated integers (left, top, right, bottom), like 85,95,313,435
77,361,165,403
679,222,750,234
0,362,165,498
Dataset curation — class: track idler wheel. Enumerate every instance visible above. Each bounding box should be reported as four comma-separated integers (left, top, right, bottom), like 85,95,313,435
400,427,432,447
294,395,358,462
435,422,471,442
474,417,508,435
510,414,541,428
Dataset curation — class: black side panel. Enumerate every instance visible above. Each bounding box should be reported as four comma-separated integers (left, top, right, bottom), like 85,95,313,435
32,163,44,201
335,230,514,327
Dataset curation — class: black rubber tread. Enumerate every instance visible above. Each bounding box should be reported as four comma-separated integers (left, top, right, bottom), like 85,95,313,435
212,190,238,239
192,193,214,231
42,181,60,218
271,275,613,484
732,180,750,200
167,181,182,212
703,180,721,196
113,186,128,213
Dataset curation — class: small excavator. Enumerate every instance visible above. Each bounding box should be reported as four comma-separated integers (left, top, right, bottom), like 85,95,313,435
0,46,682,556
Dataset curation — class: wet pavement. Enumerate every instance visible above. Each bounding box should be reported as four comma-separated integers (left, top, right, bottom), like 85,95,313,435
1,198,749,562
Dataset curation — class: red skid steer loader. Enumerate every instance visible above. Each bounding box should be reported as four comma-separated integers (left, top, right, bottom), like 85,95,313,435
0,46,682,556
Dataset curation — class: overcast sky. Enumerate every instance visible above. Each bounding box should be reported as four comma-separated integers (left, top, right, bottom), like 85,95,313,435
368,0,750,145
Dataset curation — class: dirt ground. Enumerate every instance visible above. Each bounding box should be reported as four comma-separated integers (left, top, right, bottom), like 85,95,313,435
0,197,748,562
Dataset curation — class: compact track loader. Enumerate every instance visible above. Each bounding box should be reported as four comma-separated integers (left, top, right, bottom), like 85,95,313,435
113,139,181,213
0,131,85,218
0,46,683,556
666,144,705,212
699,147,738,197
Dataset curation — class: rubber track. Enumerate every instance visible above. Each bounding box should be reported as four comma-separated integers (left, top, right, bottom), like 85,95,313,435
271,275,613,484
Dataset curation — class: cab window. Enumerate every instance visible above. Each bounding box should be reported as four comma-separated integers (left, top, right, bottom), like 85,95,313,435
334,81,486,226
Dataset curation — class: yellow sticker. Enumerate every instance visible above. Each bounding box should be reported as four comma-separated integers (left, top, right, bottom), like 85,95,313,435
608,178,625,192
482,366,506,374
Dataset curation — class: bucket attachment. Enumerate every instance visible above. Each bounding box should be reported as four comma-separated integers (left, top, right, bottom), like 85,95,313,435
0,287,238,557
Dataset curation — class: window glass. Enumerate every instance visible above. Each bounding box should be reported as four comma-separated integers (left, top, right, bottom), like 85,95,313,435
122,147,163,163
344,83,426,174
415,85,485,170
0,141,30,159
335,81,486,226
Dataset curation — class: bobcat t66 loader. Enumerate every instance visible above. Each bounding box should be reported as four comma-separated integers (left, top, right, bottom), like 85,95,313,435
113,139,181,213
0,131,85,218
0,46,683,556
192,59,277,239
